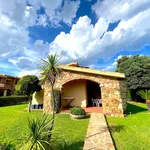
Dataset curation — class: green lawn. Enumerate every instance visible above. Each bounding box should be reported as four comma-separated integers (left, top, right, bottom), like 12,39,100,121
0,104,89,150
107,102,150,150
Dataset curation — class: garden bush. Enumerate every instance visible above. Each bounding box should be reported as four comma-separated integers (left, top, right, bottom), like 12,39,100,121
70,107,86,115
0,96,28,107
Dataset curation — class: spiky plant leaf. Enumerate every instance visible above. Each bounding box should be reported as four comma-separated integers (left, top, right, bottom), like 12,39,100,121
21,115,55,150
137,89,150,100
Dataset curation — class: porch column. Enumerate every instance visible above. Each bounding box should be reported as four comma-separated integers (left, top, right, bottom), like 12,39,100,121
3,90,7,96
60,85,64,110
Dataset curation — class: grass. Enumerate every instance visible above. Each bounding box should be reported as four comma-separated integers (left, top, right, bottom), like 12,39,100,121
0,104,89,150
107,102,150,150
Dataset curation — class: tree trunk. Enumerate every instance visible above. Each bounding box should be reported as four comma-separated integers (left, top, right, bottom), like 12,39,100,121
48,84,55,140
28,95,32,112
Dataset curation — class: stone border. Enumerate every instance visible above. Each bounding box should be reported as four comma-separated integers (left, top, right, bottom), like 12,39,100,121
83,113,115,150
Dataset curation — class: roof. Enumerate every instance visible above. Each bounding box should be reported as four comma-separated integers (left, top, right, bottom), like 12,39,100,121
0,74,20,79
59,63,125,79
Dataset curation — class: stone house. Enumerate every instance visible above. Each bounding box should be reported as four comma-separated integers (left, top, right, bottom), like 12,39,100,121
43,62,127,116
0,74,20,96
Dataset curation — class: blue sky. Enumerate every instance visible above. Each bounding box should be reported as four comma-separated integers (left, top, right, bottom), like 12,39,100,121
0,0,150,77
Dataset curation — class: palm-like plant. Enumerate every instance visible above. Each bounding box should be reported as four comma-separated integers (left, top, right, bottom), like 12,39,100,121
21,115,55,150
137,89,150,100
137,89,150,111
40,54,61,139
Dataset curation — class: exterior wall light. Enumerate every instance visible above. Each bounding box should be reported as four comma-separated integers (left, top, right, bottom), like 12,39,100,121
99,84,104,87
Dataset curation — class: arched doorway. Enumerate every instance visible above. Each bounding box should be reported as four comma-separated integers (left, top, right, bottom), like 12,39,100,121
61,79,102,112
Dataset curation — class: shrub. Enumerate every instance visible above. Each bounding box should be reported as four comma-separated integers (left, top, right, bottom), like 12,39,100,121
0,96,28,107
70,107,86,115
53,90,61,113
21,114,64,150
21,115,53,150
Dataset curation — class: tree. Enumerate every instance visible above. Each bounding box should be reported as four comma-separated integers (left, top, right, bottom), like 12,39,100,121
116,55,150,101
16,75,41,112
40,54,61,140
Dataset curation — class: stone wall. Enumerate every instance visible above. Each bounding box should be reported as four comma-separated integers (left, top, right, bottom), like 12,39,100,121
43,70,127,116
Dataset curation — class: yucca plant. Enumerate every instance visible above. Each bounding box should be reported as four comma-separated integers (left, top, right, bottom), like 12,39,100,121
40,54,61,140
21,115,55,150
137,89,150,110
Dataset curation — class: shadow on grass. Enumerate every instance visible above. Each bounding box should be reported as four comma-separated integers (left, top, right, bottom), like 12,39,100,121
59,141,84,150
0,142,16,150
109,125,124,133
109,125,125,150
126,103,147,115
106,125,125,150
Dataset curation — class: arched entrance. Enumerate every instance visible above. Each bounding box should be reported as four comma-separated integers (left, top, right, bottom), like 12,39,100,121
61,79,102,112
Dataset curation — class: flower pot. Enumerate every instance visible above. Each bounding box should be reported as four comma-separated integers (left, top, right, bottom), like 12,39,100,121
70,114,85,119
146,100,150,111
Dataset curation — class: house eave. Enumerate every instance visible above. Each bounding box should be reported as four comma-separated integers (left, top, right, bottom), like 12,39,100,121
59,65,125,79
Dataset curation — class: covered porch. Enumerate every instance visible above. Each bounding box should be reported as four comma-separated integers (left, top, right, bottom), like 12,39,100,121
61,79,103,112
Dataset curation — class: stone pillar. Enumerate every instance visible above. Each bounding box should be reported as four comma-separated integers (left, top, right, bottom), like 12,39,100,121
101,81,124,117
3,90,7,96
43,81,52,113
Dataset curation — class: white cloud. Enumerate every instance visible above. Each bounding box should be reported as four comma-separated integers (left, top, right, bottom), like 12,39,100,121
92,0,150,22
103,61,117,71
0,0,37,27
49,7,150,67
37,14,48,27
49,16,109,65
1,0,150,77
8,56,40,77
8,57,36,69
0,13,29,60
8,39,50,76
29,0,80,25
60,0,80,24
18,69,39,77
102,55,122,71
0,0,80,61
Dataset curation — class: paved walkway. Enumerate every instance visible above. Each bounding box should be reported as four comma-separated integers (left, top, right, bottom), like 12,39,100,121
83,113,115,150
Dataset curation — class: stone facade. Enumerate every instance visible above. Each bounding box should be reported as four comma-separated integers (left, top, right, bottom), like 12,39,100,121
44,69,127,116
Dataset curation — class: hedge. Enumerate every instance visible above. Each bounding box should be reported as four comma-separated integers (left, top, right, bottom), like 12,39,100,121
0,96,28,107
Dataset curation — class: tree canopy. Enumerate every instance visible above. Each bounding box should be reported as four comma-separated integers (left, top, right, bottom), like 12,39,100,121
16,75,41,112
16,75,41,96
116,55,150,90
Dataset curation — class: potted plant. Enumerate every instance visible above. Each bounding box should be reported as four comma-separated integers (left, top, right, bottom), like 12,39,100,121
137,89,150,110
70,107,86,119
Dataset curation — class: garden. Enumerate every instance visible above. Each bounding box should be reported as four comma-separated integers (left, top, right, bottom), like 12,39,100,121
1,102,150,150
0,104,89,150
107,102,150,150
1,55,150,149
